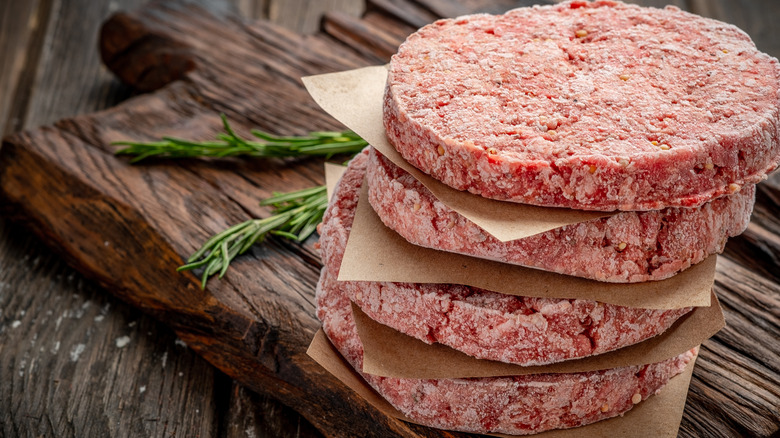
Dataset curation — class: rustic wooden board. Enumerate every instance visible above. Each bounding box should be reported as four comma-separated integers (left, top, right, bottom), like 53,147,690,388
0,1,778,437
0,0,347,436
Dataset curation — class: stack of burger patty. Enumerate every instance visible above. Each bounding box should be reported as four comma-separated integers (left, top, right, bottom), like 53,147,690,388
315,0,780,435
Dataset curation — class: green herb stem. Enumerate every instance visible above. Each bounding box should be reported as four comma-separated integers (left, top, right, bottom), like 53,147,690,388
113,114,366,162
113,114,359,288
178,185,329,289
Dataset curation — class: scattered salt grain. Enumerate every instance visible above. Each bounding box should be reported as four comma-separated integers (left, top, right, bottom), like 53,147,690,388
70,344,86,362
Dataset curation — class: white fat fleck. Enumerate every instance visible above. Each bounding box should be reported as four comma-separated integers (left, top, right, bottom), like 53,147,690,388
245,429,257,438
70,344,86,362
161,351,168,369
115,336,131,348
139,385,146,394
94,315,104,322
51,341,60,354
11,320,21,329
174,339,187,348
128,321,137,328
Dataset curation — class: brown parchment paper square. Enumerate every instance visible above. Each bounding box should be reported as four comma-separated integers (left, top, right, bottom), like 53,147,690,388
307,328,697,438
354,292,721,378
303,66,612,242
325,162,346,201
336,179,714,309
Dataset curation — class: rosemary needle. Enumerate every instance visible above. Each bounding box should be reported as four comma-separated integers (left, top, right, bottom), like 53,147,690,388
113,114,367,162
178,185,329,289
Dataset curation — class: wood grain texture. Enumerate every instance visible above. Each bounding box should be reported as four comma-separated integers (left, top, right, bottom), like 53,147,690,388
0,0,240,437
0,0,336,437
0,218,224,438
0,0,51,136
267,0,364,34
0,1,778,437
2,2,451,436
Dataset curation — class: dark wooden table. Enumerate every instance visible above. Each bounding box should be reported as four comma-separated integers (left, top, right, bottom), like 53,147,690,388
0,1,778,437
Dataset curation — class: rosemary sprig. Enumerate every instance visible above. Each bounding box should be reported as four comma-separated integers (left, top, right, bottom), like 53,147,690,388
114,114,359,288
178,185,329,289
113,114,366,162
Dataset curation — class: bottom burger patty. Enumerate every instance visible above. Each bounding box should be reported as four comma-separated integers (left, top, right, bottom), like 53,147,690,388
316,264,696,435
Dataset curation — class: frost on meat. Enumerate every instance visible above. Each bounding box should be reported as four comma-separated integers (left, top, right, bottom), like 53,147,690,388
367,148,754,283
383,0,780,210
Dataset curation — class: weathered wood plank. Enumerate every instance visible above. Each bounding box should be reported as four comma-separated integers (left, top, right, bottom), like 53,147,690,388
683,257,780,437
267,0,365,34
366,0,439,29
220,381,324,438
0,16,228,438
1,3,451,435
0,0,51,136
418,0,555,18
17,0,143,129
0,219,224,438
1,1,433,435
0,0,311,436
322,11,405,63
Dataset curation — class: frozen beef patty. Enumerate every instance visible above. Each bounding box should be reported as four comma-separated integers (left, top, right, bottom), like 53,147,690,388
384,0,780,210
316,265,696,435
319,149,690,366
367,148,754,282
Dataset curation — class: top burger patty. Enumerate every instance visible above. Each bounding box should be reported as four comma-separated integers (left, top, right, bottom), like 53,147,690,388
384,0,780,211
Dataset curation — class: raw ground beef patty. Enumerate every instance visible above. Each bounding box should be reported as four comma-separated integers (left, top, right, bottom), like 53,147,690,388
384,0,780,211
319,149,691,366
316,266,697,435
367,148,755,283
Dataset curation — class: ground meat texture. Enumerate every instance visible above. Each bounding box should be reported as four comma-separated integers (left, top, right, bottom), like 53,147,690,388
384,0,780,211
319,149,691,366
367,148,754,282
316,265,697,435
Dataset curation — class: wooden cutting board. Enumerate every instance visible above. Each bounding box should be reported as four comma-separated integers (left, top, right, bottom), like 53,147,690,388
0,1,778,437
